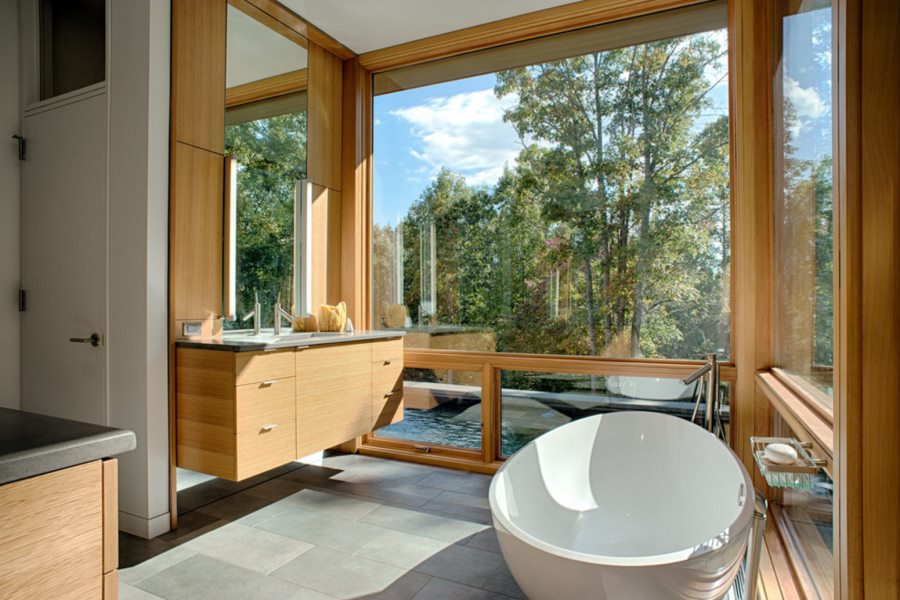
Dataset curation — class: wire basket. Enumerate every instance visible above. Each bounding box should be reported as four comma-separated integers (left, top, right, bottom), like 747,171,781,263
751,436,825,490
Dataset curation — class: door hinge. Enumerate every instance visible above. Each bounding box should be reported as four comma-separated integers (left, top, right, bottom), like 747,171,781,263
12,135,25,161
18,289,26,312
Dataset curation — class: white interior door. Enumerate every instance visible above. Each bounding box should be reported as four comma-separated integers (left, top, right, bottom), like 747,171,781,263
20,90,108,425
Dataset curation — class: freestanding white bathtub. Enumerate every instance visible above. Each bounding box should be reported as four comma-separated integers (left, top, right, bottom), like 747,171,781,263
489,412,754,599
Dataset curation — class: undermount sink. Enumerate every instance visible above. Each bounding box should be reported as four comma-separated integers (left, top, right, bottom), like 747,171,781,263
223,330,350,344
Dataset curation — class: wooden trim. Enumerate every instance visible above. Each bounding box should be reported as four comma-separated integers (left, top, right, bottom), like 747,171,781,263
102,459,118,574
228,0,308,49
358,444,500,475
404,348,737,381
225,68,308,108
763,511,805,600
771,368,834,425
834,0,862,596
103,570,118,600
358,0,709,73
236,0,355,60
758,372,833,470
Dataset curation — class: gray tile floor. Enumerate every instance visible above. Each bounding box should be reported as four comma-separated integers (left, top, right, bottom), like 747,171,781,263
120,454,524,600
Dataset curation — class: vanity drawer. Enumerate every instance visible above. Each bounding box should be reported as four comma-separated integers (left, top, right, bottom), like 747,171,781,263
371,338,403,364
235,418,296,480
234,350,294,386
373,359,404,430
235,377,295,433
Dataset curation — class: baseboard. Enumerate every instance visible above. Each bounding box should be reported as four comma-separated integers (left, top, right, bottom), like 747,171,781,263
119,510,171,539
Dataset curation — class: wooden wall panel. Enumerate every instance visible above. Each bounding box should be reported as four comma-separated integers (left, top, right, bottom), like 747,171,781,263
341,59,372,328
171,0,225,152
170,143,224,322
730,0,774,481
307,43,344,191
310,184,342,309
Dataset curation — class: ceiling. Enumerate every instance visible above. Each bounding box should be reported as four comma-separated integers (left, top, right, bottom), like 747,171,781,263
227,5,308,88
278,0,582,54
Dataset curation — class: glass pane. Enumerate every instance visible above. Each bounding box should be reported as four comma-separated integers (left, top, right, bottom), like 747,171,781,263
772,413,834,595
223,96,307,329
375,368,482,451
499,371,731,456
40,0,105,100
774,0,834,404
373,24,731,360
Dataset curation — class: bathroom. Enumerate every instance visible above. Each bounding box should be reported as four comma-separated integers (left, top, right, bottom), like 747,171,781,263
0,0,895,598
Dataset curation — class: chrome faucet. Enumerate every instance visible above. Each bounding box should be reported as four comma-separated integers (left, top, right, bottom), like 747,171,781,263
683,353,722,439
242,292,261,336
273,293,292,335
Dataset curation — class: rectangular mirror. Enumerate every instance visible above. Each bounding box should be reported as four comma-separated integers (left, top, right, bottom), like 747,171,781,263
223,1,308,329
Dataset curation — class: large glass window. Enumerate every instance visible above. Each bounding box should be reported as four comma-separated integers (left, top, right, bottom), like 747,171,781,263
773,0,834,406
372,5,731,361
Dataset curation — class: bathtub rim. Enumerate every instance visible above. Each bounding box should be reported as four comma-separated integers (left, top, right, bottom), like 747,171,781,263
488,411,755,568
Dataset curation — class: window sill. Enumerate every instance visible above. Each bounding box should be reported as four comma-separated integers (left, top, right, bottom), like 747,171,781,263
756,371,833,475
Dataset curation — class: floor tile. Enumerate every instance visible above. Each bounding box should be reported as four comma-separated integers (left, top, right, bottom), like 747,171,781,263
422,495,493,524
243,476,309,501
120,583,165,600
483,563,525,599
271,546,406,599
411,578,509,600
157,510,223,546
183,522,313,574
194,490,275,521
461,528,502,554
331,479,443,508
255,506,390,552
412,544,504,588
278,488,381,519
120,545,197,585
417,471,492,497
355,529,451,569
360,505,486,543
137,554,304,600
119,533,174,569
354,572,433,600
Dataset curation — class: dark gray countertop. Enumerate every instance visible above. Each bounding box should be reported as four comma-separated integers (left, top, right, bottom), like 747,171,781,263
176,329,405,352
0,408,136,485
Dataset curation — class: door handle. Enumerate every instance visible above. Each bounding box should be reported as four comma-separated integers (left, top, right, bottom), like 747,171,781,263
69,333,102,347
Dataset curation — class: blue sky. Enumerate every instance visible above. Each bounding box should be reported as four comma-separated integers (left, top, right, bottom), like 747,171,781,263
372,24,830,228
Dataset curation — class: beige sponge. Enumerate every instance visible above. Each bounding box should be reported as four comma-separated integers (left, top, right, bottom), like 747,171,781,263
318,302,347,332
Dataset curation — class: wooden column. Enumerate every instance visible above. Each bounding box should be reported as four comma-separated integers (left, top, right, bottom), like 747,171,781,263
729,0,774,478
836,0,900,595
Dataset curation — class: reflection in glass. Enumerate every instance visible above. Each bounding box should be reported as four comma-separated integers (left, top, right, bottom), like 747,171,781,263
774,0,834,403
499,371,731,455
223,94,307,329
375,368,482,451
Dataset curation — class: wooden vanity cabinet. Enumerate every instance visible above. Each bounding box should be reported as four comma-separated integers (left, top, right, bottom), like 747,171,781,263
176,337,403,481
372,339,404,429
176,348,297,480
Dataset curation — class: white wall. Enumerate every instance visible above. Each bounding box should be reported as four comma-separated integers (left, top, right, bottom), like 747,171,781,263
0,1,21,410
107,0,171,538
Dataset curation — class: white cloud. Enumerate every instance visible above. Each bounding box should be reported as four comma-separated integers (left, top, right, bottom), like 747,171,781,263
784,76,827,119
391,89,521,187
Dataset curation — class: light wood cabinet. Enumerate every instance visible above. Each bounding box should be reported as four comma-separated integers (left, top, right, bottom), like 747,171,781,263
0,459,119,600
372,339,404,430
176,338,403,480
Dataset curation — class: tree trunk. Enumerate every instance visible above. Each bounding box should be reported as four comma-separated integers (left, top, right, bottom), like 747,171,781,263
593,53,612,350
583,256,598,356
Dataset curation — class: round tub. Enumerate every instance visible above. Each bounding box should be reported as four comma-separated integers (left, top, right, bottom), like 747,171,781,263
489,412,753,599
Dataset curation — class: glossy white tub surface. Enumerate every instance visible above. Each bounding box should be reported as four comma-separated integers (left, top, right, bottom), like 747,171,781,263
489,412,753,599
606,375,696,400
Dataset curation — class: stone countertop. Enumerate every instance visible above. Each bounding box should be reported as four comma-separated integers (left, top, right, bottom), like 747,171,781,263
175,329,405,352
0,408,136,485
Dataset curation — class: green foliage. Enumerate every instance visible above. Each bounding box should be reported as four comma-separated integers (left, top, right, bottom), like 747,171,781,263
375,32,734,360
224,111,307,328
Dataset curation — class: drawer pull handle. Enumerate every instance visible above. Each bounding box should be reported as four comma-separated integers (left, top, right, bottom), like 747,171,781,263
383,360,392,365
261,380,277,386
260,424,278,432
